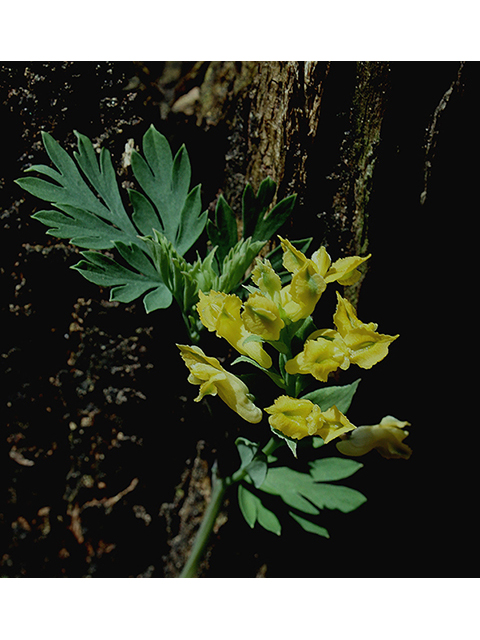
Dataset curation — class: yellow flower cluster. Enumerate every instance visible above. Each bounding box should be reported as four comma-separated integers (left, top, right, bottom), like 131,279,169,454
177,237,405,451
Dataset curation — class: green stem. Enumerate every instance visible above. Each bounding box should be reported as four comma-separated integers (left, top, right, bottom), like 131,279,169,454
177,437,279,578
178,471,228,578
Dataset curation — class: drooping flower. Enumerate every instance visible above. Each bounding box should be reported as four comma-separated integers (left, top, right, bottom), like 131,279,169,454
265,395,356,443
197,290,272,369
177,344,262,424
332,292,399,369
336,415,412,459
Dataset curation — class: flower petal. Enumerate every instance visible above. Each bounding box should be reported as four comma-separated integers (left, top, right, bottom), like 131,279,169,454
325,254,371,285
343,327,399,369
279,236,309,273
316,405,356,444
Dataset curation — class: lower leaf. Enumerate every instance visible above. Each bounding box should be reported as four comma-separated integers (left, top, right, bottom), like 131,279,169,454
289,512,330,538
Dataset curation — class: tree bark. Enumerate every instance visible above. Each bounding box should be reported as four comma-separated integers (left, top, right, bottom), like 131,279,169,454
189,61,390,305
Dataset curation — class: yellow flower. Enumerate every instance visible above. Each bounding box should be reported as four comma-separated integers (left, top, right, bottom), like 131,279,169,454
177,344,262,424
279,236,370,286
265,396,323,440
333,292,399,369
242,292,285,341
197,290,272,369
288,262,327,319
311,246,371,285
265,395,356,443
336,416,412,459
285,329,350,382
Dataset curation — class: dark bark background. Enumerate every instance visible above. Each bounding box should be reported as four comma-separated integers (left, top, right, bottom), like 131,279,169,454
1,61,476,577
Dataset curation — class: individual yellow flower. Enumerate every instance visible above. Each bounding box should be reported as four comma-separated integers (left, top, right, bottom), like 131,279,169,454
310,246,371,285
197,290,272,369
285,329,350,382
265,395,356,443
288,262,327,319
279,236,370,286
242,292,285,341
332,292,399,369
177,344,263,424
265,396,323,440
336,415,412,459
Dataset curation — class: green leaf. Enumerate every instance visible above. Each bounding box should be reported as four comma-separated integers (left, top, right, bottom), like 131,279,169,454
72,246,172,313
301,379,361,414
206,195,238,265
308,457,363,482
231,355,286,389
253,194,297,243
31,205,130,250
242,178,276,240
245,454,268,489
259,463,366,515
241,177,296,244
17,131,139,246
238,484,257,528
131,125,208,255
235,438,269,489
270,428,298,458
235,437,258,469
289,512,330,538
237,485,281,535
